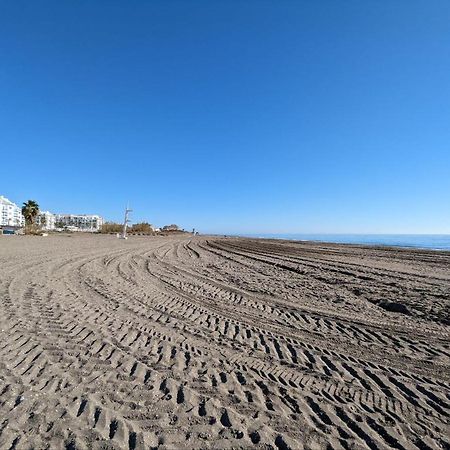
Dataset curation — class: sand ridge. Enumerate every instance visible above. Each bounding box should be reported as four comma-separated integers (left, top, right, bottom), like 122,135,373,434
0,234,448,449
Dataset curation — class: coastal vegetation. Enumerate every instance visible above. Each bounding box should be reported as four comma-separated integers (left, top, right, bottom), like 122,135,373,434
100,221,156,235
21,200,39,225
131,222,155,233
21,200,42,235
99,222,122,234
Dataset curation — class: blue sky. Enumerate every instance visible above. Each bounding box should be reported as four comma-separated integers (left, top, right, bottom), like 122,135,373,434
1,1,449,234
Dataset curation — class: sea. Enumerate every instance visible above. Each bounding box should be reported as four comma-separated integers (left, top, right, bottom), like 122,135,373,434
235,234,450,251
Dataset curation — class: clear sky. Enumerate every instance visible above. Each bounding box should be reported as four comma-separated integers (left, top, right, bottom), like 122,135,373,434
1,1,449,234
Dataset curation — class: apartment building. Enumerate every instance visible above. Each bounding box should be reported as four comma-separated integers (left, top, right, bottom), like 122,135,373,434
36,211,56,230
54,214,104,232
0,195,25,228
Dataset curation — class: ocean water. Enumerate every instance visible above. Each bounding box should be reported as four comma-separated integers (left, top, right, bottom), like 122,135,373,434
237,234,450,251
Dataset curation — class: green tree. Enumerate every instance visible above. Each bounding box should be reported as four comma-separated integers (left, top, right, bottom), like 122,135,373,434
22,200,40,226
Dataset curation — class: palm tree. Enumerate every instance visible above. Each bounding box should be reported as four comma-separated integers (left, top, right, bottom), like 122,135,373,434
22,200,40,226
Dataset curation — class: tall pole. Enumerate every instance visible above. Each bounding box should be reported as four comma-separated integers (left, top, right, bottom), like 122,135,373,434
121,204,132,239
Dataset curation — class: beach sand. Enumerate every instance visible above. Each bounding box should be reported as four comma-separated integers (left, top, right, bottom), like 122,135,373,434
0,234,448,449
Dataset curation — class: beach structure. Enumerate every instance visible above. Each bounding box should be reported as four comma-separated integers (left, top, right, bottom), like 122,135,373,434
120,205,132,239
0,195,25,232
54,214,104,232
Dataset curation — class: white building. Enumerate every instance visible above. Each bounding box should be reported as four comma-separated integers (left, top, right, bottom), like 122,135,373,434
54,214,103,232
0,195,25,228
36,211,56,230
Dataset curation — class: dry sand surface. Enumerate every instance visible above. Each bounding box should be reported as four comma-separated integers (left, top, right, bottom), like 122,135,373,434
0,234,449,450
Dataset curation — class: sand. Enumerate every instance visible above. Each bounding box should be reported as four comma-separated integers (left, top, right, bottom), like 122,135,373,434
0,234,448,450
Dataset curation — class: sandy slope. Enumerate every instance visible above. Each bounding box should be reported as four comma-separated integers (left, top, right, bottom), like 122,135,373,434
0,234,448,450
